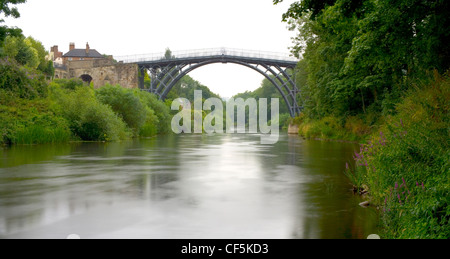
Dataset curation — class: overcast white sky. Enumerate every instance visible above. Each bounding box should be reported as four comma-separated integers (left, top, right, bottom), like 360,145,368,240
4,0,297,97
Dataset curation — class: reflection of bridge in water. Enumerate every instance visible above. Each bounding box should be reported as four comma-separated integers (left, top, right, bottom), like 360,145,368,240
117,48,301,117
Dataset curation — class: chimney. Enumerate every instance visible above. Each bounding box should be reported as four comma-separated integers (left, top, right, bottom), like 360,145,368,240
50,46,58,61
86,42,90,54
69,42,75,51
51,45,58,54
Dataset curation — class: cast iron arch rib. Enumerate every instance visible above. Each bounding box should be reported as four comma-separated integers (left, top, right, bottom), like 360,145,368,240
162,59,295,117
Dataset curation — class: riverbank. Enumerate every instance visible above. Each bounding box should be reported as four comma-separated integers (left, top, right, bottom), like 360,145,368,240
291,113,380,144
0,59,172,146
291,75,449,239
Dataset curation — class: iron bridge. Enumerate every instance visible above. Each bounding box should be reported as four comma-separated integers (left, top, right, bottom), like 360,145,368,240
117,48,301,117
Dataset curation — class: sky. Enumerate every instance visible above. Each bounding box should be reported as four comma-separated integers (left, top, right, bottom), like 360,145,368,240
4,0,297,98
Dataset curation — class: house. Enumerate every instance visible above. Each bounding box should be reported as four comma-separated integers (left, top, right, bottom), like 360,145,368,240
48,42,138,89
62,42,104,64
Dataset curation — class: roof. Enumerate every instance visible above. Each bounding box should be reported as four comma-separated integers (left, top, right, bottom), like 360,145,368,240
63,49,103,58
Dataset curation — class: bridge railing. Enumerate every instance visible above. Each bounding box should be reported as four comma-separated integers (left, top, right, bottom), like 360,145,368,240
115,48,298,63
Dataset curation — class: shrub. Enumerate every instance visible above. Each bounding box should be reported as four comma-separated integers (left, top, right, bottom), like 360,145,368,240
96,85,147,136
133,89,171,135
50,85,130,142
50,78,85,91
344,116,372,138
0,57,47,99
75,101,129,141
0,96,72,145
279,113,291,130
139,106,158,137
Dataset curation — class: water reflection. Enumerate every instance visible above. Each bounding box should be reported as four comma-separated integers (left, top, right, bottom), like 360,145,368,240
0,134,378,239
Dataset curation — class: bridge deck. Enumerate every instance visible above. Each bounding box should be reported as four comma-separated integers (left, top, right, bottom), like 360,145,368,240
116,48,298,67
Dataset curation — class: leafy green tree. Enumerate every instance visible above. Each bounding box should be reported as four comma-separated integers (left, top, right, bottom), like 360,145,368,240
232,77,291,127
133,89,171,135
2,35,52,76
166,75,221,102
25,36,53,77
275,0,450,119
3,35,38,68
274,0,336,21
0,57,47,99
0,0,26,51
163,48,175,60
96,84,147,136
49,83,129,141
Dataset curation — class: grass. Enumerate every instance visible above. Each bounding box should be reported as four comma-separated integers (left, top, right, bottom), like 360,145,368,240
12,124,71,145
0,95,73,145
293,113,377,143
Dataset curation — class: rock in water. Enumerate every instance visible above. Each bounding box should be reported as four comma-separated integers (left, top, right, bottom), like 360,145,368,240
359,201,370,207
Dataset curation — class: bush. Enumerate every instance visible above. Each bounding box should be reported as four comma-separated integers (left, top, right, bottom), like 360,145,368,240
51,78,85,91
344,116,372,138
296,114,372,141
0,95,72,145
138,106,158,137
133,89,171,135
0,57,47,99
96,85,147,136
279,113,291,130
50,84,130,142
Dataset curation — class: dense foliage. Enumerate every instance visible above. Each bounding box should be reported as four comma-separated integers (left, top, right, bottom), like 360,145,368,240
2,35,54,77
1,69,172,145
0,57,47,98
96,85,147,137
0,60,69,145
48,80,130,142
276,0,449,119
0,0,26,50
233,77,292,129
345,75,449,238
165,74,221,103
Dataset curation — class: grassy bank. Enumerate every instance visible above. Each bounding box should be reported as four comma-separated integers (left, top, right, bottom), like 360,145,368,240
293,75,449,239
0,93,72,145
293,113,380,143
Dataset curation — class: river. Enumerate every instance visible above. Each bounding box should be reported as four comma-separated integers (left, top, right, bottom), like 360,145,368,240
0,133,378,239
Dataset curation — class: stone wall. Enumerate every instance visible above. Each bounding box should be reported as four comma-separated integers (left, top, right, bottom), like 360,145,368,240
55,58,138,89
288,123,299,135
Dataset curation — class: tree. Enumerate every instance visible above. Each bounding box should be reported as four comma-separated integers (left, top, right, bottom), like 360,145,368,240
275,0,450,119
0,0,26,49
163,48,175,60
273,0,337,21
0,57,47,99
95,84,147,136
3,35,38,68
2,35,53,77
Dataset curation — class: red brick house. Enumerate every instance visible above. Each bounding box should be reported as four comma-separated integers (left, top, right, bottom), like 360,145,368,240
62,42,103,64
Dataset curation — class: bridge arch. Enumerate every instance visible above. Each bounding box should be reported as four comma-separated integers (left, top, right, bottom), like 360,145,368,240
80,74,93,84
156,59,296,117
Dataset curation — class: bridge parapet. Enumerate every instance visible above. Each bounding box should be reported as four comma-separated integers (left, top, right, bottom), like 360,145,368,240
116,47,298,64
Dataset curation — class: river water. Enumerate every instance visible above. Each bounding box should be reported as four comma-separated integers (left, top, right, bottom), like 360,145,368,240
0,133,378,239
